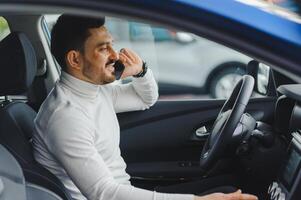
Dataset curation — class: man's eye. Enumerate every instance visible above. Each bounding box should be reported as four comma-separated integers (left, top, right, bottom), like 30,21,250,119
99,47,108,51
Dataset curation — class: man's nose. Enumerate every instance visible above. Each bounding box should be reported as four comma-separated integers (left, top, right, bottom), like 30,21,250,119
109,48,119,60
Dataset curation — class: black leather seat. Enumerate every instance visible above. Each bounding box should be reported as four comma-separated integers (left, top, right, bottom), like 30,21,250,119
0,32,72,200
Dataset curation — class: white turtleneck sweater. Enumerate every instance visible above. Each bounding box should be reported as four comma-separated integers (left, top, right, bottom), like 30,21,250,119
32,69,194,200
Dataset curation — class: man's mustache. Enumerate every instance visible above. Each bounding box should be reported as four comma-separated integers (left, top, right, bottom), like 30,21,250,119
106,60,116,65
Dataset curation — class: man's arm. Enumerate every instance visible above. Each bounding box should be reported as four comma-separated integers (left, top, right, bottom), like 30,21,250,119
108,48,159,113
195,190,257,200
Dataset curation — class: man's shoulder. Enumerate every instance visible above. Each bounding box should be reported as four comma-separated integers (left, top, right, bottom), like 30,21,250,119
36,84,88,126
35,92,93,141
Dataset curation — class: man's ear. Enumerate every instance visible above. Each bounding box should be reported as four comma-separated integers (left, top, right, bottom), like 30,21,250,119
66,50,82,70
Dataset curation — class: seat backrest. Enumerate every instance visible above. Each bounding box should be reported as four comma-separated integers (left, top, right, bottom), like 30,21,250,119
0,144,64,200
0,144,26,200
0,32,72,200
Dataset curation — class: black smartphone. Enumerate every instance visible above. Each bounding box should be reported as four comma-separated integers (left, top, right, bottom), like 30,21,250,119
113,60,125,80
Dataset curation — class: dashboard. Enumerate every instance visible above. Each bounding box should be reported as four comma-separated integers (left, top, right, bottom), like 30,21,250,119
276,84,301,135
267,84,301,200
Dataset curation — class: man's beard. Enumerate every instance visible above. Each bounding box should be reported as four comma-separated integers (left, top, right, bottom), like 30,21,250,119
82,60,116,85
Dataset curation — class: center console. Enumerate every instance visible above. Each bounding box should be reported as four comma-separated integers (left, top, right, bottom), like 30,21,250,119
267,132,301,200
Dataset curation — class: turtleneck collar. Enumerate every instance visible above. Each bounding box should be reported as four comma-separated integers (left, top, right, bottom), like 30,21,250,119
59,71,100,98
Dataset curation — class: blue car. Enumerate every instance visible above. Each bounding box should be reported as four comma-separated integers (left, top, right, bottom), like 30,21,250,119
0,0,301,200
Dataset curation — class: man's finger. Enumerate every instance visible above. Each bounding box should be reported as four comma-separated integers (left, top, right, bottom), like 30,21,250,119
120,48,136,63
233,189,242,194
229,192,258,200
119,53,132,65
240,193,258,200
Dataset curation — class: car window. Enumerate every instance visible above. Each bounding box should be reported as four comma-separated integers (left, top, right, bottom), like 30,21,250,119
44,14,258,100
0,17,25,101
0,16,17,101
0,17,10,41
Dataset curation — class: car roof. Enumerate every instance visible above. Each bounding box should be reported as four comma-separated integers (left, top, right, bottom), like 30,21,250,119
1,0,301,80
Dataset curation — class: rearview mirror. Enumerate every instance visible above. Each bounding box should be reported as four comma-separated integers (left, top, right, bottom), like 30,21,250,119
257,63,270,95
246,60,274,96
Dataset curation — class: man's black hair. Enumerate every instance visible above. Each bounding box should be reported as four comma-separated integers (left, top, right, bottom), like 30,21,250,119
51,14,105,71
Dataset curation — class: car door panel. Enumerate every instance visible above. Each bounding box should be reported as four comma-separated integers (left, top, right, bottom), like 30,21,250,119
118,97,276,182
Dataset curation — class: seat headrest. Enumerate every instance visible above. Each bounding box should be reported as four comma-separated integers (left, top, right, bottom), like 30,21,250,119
0,32,37,96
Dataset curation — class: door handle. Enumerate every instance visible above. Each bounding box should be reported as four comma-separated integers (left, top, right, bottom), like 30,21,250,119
195,126,210,138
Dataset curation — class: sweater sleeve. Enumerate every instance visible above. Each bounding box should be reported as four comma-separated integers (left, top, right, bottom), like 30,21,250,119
45,106,194,200
108,68,159,113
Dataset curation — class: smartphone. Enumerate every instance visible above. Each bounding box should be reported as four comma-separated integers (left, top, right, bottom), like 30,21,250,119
113,60,125,80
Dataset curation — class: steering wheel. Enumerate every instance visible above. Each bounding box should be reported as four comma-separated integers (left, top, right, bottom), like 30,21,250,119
200,75,254,170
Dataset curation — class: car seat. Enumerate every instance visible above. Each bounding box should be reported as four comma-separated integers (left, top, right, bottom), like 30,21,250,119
0,32,72,200
0,144,64,200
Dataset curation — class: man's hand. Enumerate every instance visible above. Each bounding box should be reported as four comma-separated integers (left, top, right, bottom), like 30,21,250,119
118,48,143,79
194,190,258,200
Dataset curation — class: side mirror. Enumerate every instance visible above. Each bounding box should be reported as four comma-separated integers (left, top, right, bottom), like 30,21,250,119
175,32,195,43
246,60,276,96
